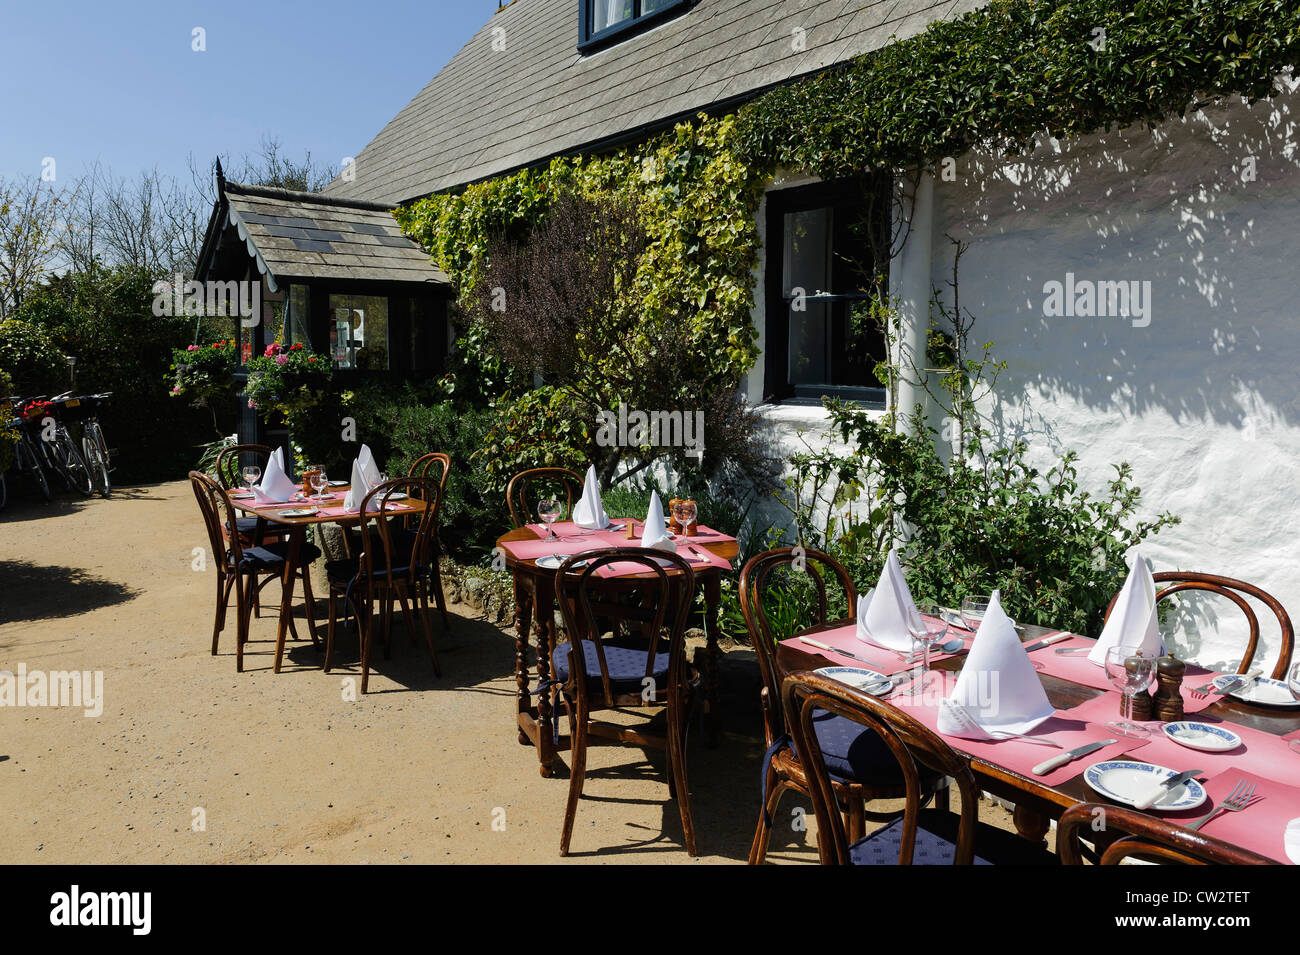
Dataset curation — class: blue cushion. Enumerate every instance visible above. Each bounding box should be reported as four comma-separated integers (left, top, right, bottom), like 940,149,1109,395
240,540,321,571
235,516,285,539
848,809,1058,866
552,640,669,694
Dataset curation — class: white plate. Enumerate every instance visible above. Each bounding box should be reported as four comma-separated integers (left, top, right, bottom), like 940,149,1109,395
328,480,349,487
1083,760,1207,811
1161,721,1242,752
534,554,587,570
1213,675,1300,707
279,508,318,518
383,492,408,500
814,666,891,696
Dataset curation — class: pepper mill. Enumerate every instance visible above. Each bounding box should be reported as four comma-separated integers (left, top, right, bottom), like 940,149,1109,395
1152,653,1186,723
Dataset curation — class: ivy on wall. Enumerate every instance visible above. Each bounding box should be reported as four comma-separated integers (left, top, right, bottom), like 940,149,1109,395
396,0,1300,396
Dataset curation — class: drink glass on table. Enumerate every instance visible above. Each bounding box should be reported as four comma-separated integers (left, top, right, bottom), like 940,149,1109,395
1105,647,1154,739
906,614,949,690
960,594,990,632
311,468,329,504
539,499,563,538
673,500,697,536
241,465,261,494
1289,662,1300,753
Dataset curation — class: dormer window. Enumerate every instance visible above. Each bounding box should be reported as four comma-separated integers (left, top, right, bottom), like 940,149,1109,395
579,0,693,52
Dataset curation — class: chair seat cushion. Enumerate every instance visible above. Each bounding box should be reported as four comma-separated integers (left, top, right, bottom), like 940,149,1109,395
552,640,670,694
789,709,942,789
235,516,285,539
848,809,1058,865
239,540,321,571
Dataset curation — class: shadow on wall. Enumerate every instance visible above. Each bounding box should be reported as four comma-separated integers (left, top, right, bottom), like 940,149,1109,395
933,82,1300,447
0,560,138,628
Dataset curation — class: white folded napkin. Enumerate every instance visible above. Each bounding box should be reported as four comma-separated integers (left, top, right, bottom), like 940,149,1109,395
1087,552,1164,666
855,548,922,652
343,458,377,512
937,590,1054,739
251,447,297,503
357,443,382,486
571,464,609,529
1285,818,1300,864
639,490,677,554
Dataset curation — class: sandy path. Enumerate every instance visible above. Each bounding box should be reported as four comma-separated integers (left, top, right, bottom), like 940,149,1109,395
0,481,826,864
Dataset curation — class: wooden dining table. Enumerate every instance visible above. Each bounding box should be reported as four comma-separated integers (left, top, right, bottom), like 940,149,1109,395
778,618,1300,856
228,486,432,671
497,521,740,777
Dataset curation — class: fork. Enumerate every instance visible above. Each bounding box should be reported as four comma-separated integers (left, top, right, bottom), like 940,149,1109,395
1189,670,1259,700
1185,778,1257,830
986,730,1066,749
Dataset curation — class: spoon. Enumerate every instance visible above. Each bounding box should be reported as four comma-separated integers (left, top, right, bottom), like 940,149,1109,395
906,637,963,660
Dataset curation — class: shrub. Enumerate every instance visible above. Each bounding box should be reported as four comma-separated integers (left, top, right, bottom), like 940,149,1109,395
168,339,240,436
245,342,332,418
0,318,65,394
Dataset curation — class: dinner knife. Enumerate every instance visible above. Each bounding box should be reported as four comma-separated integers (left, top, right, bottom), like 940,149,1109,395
798,637,884,669
1021,634,1071,652
1134,769,1204,810
1032,739,1117,776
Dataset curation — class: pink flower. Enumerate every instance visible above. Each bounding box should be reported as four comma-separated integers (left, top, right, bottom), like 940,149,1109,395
248,399,258,409
187,344,200,351
264,344,279,357
172,385,181,393
275,354,288,365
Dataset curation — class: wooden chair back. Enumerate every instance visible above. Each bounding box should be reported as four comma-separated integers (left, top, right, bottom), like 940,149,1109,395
189,470,243,569
506,467,583,529
214,443,276,491
357,477,438,589
1057,803,1280,865
554,548,694,710
782,671,980,865
738,547,857,742
405,452,451,531
1105,571,1294,679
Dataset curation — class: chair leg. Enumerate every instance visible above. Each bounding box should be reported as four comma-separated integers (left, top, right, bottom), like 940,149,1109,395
234,574,251,673
749,774,786,865
360,602,375,694
397,587,418,645
325,589,338,673
212,572,233,655
846,796,866,843
413,583,442,677
934,779,950,812
299,564,320,649
430,563,451,630
560,695,588,857
667,697,696,857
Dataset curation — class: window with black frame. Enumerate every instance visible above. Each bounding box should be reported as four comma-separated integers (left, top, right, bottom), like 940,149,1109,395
763,177,892,406
579,0,693,51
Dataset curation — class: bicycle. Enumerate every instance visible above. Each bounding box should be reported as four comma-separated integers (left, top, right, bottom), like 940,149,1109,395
4,400,52,502
58,391,113,496
24,393,93,497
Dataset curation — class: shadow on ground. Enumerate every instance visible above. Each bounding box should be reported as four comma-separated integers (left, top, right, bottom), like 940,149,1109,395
0,560,139,627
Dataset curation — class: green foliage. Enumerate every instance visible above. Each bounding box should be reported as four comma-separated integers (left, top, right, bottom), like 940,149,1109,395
0,368,16,473
0,318,65,394
169,339,240,416
736,0,1300,178
475,386,593,496
245,342,333,418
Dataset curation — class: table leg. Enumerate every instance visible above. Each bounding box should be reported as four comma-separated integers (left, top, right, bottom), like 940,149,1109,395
1013,803,1051,845
273,527,303,674
534,582,556,777
515,577,533,745
701,572,722,747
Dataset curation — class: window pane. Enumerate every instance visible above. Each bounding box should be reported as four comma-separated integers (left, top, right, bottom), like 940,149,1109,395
328,294,389,370
642,0,676,14
593,0,634,33
286,285,311,347
783,208,831,297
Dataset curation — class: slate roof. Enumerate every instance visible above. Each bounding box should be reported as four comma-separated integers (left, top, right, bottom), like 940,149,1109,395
326,0,988,205
200,181,451,291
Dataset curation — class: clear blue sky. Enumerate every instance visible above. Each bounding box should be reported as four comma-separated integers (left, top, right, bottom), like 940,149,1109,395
0,0,493,185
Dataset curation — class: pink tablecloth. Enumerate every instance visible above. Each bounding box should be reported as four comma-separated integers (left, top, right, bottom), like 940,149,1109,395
784,619,974,676
878,670,1150,786
1034,635,1224,711
503,525,736,575
1157,768,1300,863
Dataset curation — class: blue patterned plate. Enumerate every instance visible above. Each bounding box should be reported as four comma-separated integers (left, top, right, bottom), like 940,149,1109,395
1084,760,1207,811
814,666,891,696
1161,721,1242,752
1212,675,1300,707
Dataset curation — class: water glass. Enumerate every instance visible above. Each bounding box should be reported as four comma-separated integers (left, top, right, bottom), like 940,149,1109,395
539,498,563,538
1105,647,1154,738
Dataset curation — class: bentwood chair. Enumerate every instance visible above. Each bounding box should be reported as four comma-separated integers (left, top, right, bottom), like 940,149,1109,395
1058,803,1280,865
505,467,583,529
323,477,442,693
214,443,287,546
1105,572,1294,679
552,548,698,856
189,471,320,672
740,548,948,865
784,671,1057,865
404,452,452,630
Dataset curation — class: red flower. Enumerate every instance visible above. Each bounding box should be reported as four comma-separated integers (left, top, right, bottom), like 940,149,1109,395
308,356,317,363
289,343,304,351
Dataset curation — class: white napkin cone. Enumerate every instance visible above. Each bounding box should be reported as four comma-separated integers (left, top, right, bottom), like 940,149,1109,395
357,443,381,486
571,464,609,529
1087,552,1164,666
1285,818,1300,864
937,590,1054,739
639,490,677,554
251,447,297,503
855,549,922,652
343,458,377,512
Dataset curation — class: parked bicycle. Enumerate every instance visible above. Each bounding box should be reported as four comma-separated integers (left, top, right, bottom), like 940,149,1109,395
3,398,53,502
56,391,113,496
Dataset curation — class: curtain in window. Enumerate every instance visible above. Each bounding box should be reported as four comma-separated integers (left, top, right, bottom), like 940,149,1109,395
594,0,634,33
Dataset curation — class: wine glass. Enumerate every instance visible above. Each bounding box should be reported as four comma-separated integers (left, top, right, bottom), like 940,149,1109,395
960,594,990,632
907,614,949,691
673,500,697,536
1289,663,1300,753
539,498,563,538
1105,647,1154,739
241,464,261,494
311,468,329,504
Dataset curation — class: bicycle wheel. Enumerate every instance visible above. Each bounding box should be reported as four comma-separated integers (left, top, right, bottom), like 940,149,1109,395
17,438,51,502
52,429,93,496
0,473,6,511
82,431,110,496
